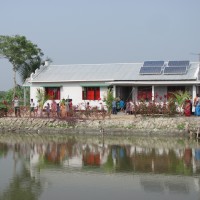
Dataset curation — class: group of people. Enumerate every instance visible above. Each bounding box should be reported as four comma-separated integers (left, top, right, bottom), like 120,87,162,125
9,93,200,118
185,93,200,116
44,99,73,118
46,99,73,118
29,98,73,118
112,98,132,115
112,94,200,116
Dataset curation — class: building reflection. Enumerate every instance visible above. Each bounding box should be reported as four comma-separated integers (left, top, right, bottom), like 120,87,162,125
0,139,200,192
1,140,200,175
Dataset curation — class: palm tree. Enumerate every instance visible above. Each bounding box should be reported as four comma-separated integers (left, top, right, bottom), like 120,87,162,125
36,88,49,117
171,90,190,114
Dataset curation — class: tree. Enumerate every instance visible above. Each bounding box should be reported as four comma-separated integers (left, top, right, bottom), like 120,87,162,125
0,35,44,96
4,85,29,105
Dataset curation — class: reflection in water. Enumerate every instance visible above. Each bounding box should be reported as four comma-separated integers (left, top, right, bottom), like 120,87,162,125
1,136,200,200
0,144,42,200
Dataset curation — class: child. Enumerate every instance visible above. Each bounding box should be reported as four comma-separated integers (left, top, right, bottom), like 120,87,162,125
30,99,35,117
46,103,50,118
56,103,61,118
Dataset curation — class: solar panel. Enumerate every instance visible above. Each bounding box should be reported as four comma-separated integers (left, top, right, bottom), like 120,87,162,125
168,60,189,67
139,67,162,75
143,61,164,67
163,66,187,74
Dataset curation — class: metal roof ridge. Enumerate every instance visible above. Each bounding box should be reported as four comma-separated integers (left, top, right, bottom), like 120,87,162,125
31,79,115,83
50,62,142,66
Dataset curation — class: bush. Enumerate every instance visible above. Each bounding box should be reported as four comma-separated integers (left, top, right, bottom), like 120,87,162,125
2,85,30,106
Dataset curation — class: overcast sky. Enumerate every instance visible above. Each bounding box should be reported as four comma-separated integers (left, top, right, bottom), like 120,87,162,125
0,0,200,91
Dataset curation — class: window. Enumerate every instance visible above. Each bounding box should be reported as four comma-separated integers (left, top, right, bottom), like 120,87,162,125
82,87,100,100
45,87,60,100
137,86,152,101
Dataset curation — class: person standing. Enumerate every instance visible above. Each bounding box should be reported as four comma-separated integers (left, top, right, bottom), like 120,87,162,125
116,99,120,112
12,96,21,117
119,99,125,112
51,100,57,118
65,99,70,117
194,94,200,116
46,103,51,118
69,99,73,116
112,99,117,114
56,103,61,118
30,98,35,117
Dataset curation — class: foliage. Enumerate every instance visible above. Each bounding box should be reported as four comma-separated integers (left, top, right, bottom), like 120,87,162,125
177,123,185,130
127,91,190,117
0,35,44,96
171,90,190,113
0,85,30,106
103,152,114,172
0,91,6,100
167,97,177,115
36,88,49,108
0,104,7,109
132,94,178,117
103,89,114,113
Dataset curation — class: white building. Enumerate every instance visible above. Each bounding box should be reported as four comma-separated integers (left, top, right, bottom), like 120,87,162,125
26,60,200,106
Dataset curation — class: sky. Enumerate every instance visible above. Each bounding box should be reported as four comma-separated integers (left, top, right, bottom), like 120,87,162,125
0,0,200,91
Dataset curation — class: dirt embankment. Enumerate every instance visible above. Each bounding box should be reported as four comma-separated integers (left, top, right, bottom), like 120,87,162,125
0,114,199,136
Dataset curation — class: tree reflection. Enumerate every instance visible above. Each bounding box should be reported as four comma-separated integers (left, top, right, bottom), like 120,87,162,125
0,142,8,158
103,145,132,172
0,143,43,200
0,165,42,200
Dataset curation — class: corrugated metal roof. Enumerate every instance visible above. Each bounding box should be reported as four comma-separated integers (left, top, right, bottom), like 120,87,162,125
30,62,199,83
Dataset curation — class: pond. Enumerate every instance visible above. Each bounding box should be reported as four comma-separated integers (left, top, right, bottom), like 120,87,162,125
0,133,200,200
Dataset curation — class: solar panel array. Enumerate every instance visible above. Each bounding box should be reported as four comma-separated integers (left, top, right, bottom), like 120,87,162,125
139,60,190,75
168,60,189,67
163,60,189,75
139,67,162,75
139,61,164,75
143,61,164,67
163,66,187,75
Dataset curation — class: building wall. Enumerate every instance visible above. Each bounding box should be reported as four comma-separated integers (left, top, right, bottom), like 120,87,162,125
30,84,43,103
30,82,109,106
30,82,195,106
61,83,82,104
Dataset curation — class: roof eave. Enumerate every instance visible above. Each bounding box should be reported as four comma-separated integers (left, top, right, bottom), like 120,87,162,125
107,80,199,85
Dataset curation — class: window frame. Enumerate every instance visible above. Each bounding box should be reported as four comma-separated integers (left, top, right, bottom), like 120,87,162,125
45,87,61,100
82,87,100,100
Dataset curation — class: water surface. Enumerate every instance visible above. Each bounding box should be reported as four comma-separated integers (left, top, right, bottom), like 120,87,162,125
0,134,200,200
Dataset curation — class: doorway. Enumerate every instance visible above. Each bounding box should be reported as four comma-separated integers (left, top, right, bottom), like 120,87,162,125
116,86,133,101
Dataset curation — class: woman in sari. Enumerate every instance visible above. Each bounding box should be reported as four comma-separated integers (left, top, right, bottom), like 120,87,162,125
60,99,66,118
194,94,200,116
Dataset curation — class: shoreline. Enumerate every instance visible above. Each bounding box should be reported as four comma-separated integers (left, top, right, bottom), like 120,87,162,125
0,114,199,137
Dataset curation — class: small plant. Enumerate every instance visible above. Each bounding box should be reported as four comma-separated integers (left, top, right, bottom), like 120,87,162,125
177,123,185,130
167,97,177,116
36,88,49,108
103,89,114,114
